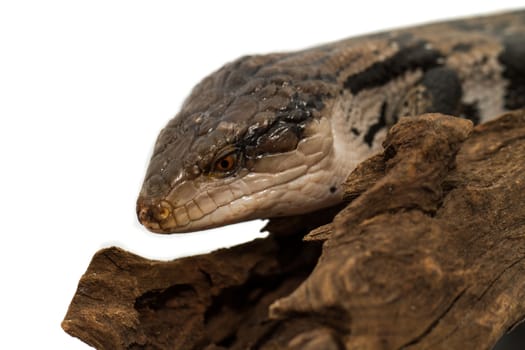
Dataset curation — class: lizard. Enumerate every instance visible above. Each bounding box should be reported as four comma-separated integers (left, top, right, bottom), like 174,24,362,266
136,10,525,234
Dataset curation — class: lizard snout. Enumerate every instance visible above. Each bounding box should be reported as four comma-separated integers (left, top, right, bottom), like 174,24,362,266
136,198,173,233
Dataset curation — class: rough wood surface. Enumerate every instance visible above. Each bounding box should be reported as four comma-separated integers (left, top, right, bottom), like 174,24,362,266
63,111,525,350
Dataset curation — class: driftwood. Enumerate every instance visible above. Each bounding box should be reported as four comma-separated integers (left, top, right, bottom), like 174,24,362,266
62,111,525,350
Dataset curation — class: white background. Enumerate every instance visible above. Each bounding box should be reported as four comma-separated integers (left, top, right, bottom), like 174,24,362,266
0,1,522,348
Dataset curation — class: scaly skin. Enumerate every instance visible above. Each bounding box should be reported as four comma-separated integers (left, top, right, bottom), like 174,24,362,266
137,10,525,233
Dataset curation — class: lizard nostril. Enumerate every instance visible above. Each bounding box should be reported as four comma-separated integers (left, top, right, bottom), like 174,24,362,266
155,206,170,221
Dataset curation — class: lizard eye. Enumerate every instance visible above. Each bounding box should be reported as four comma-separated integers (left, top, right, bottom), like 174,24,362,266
212,151,239,174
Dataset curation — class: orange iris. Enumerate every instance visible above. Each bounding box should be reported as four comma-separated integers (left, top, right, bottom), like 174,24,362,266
215,153,237,172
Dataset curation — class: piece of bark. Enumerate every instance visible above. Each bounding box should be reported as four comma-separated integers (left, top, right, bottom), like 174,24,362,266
62,235,322,349
63,111,525,349
272,112,525,349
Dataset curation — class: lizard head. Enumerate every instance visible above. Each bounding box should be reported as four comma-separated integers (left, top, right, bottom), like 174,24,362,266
137,54,342,233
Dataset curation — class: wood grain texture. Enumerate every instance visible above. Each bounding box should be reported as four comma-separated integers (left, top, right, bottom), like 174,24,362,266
63,111,525,349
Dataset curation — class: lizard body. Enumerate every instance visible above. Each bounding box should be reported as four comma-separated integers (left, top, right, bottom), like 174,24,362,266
137,10,525,233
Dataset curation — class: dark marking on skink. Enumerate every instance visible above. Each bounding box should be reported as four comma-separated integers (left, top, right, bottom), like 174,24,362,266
343,41,443,95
